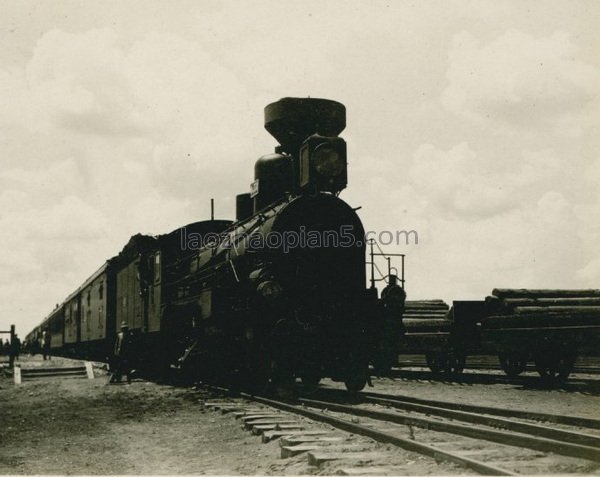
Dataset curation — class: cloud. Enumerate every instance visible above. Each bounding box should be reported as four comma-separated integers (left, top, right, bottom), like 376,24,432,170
0,27,259,333
577,258,600,282
20,29,254,142
441,29,600,134
406,142,566,220
345,140,597,302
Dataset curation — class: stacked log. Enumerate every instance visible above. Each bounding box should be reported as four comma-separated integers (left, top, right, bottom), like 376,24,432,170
492,289,600,299
482,289,600,330
403,300,451,333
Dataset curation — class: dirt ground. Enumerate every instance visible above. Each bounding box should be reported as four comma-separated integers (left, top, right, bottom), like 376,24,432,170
1,356,287,475
1,355,599,475
0,355,465,475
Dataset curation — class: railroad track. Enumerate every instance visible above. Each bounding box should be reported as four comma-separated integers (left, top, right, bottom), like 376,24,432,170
386,368,600,394
356,389,600,429
199,385,600,475
398,355,600,375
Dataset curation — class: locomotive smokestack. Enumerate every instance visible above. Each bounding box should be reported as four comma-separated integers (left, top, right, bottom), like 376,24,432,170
264,97,346,155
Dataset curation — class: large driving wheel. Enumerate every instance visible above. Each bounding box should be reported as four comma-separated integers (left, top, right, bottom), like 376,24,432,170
498,353,528,377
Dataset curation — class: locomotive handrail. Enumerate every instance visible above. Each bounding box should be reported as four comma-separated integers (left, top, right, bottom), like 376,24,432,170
367,239,405,290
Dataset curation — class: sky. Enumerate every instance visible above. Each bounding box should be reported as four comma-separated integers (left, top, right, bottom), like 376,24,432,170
1,0,599,336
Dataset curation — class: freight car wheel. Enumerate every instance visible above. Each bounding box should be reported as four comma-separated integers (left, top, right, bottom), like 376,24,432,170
372,349,396,376
425,352,447,374
444,353,465,375
498,353,527,377
534,351,577,386
300,374,321,394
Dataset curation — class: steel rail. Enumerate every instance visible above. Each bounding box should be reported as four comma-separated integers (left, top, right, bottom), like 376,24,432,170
360,394,600,448
387,369,600,392
360,390,600,429
298,397,600,463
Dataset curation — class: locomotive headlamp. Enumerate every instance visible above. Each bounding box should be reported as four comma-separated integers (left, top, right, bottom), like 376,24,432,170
298,135,347,194
257,280,283,300
313,144,344,177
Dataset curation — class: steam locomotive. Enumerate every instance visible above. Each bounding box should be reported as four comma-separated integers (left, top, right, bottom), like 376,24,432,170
25,98,405,391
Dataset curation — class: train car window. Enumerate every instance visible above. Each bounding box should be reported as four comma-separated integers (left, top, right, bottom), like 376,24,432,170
154,253,161,283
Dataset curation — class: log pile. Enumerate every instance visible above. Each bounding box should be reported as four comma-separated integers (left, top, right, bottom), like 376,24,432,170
403,300,452,333
482,289,600,329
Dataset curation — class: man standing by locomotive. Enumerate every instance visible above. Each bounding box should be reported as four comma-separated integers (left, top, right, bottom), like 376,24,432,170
109,322,133,384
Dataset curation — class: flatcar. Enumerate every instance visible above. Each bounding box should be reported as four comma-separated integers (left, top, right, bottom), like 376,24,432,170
398,290,600,384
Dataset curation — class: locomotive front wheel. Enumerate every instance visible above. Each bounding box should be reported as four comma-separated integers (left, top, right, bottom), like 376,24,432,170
344,372,367,392
498,353,527,377
344,361,369,392
534,351,577,386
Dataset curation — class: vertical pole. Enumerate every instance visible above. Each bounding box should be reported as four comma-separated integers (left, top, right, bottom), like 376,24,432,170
369,239,375,289
210,198,214,221
401,255,405,289
9,324,15,368
386,257,391,282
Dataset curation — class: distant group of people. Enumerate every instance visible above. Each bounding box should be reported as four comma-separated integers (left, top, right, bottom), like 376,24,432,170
0,338,13,356
1,331,52,363
23,331,52,359
2,322,133,383
1,335,22,365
